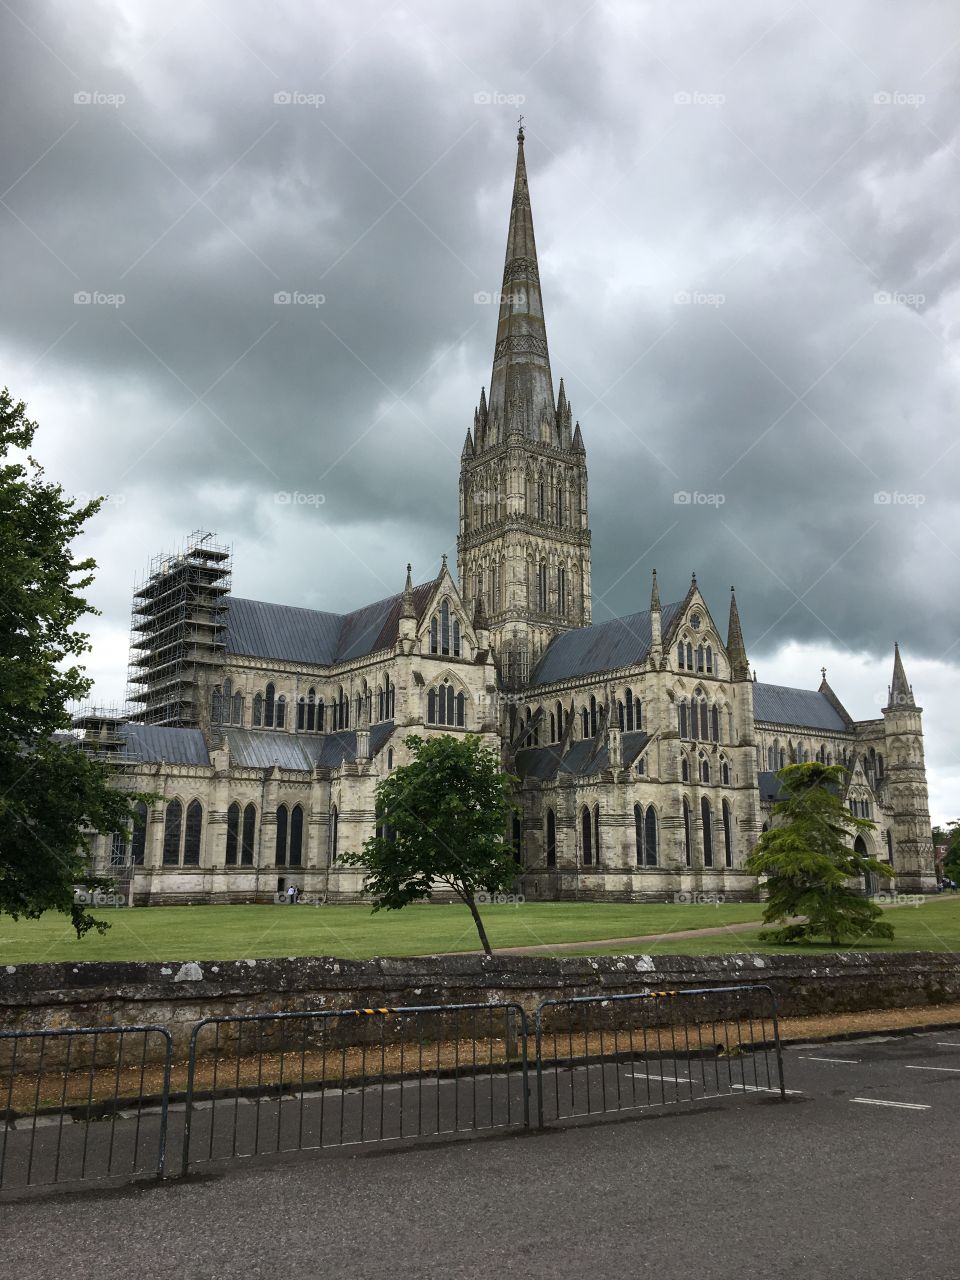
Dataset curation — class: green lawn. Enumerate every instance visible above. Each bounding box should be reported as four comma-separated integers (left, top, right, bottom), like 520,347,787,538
1,897,958,964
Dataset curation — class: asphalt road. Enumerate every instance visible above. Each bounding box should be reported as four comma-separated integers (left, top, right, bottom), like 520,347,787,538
2,1032,959,1279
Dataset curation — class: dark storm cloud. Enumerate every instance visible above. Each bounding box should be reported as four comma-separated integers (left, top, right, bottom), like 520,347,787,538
1,0,958,685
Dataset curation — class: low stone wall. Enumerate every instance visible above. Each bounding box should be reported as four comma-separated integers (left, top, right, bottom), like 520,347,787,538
3,950,960,1060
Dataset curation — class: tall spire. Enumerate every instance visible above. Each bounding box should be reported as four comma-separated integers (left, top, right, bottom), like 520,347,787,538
650,568,661,612
726,586,750,680
887,641,915,709
487,126,555,440
400,563,416,620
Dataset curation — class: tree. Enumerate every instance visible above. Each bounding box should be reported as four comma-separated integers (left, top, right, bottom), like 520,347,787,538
746,762,895,946
934,822,960,883
0,387,140,937
340,733,519,955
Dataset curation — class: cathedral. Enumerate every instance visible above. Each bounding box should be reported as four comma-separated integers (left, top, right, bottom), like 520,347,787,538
77,128,936,904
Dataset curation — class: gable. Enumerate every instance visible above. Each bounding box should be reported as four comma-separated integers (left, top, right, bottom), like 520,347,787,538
529,603,684,686
752,682,849,732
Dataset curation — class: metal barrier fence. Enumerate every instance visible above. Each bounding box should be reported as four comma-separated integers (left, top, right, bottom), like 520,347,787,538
0,1025,173,1192
181,1002,530,1173
534,984,785,1126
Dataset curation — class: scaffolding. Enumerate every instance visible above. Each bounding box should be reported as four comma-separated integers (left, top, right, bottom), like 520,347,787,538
67,705,142,766
125,531,232,727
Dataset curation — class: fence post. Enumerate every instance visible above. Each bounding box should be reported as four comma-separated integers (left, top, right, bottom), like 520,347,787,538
767,988,787,1100
181,1022,203,1177
533,1006,545,1130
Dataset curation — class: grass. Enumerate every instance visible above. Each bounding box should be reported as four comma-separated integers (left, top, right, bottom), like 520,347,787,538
0,897,958,964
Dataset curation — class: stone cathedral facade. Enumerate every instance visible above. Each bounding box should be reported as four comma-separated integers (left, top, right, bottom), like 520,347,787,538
78,129,936,904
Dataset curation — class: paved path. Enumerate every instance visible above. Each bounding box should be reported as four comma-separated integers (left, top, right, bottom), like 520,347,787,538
3,1032,958,1279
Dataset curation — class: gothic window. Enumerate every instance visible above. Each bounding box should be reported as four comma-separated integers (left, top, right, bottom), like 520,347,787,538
556,701,564,738
722,799,733,867
637,757,645,775
721,760,730,786
307,689,316,732
686,642,693,669
162,799,182,865
212,688,223,724
706,644,713,674
427,682,464,727
549,712,556,742
241,803,257,866
183,800,202,866
682,757,690,782
557,566,566,615
275,804,288,866
696,645,705,673
537,481,545,520
625,688,634,731
387,749,394,770
456,691,465,726
679,702,688,739
538,561,547,611
453,619,461,658
427,688,436,723
264,683,276,728
290,805,304,867
581,807,592,865
877,754,884,778
253,693,263,727
581,707,589,737
634,804,644,866
702,797,713,867
554,484,563,524
711,705,720,742
594,805,601,866
767,746,775,770
683,797,692,867
318,698,325,731
779,748,786,769
728,711,734,742
677,642,685,669
330,805,339,862
700,757,710,784
297,697,305,731
644,807,658,867
430,617,439,654
131,800,148,866
226,802,240,865
589,696,598,737
276,695,287,729
546,809,556,866
617,701,625,730
441,599,450,655
232,692,243,725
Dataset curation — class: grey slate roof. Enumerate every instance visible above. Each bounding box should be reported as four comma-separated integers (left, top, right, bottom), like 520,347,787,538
752,682,849,732
529,603,684,686
224,723,396,770
224,582,436,667
118,723,210,765
515,731,650,781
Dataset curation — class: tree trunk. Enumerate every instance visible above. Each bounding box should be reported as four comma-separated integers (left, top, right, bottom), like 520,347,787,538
465,893,493,956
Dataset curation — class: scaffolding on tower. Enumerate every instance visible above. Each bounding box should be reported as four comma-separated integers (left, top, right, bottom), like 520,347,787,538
125,530,231,727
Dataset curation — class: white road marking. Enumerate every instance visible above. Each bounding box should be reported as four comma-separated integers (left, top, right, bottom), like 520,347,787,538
851,1097,930,1110
905,1065,960,1073
730,1083,803,1095
628,1072,691,1083
799,1055,860,1064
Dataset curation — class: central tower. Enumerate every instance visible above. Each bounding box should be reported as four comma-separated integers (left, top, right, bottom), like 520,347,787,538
457,127,592,688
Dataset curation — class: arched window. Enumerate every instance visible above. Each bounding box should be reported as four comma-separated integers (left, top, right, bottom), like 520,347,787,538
455,690,465,727
679,702,688,739
644,807,658,867
711,705,720,742
546,808,556,867
387,748,394,770
589,696,597,737
276,695,287,729
275,803,288,866
537,479,545,520
702,797,713,867
634,803,644,865
441,599,451,655
555,484,563,524
617,700,625,730
212,687,223,724
886,828,893,860
162,799,182,865
682,757,690,782
696,645,705,673
706,644,713,674
581,808,592,865
317,698,325,731
538,561,547,611
131,800,148,866
226,802,240,865
377,686,384,722
637,756,646,775
330,805,339,862
677,642,685,669
594,805,601,866
625,688,634,731
290,805,303,867
427,688,436,723
296,697,305,731
241,803,256,866
700,758,710,784
581,707,589,737
307,688,316,732
779,748,786,769
686,642,693,669
721,761,730,786
683,798,692,867
722,800,733,868
183,800,202,866
264,683,276,728
353,693,362,725
550,712,556,743
767,746,775,770
232,692,243,725
430,617,439,654
253,693,263,727
557,566,566,614
453,618,461,658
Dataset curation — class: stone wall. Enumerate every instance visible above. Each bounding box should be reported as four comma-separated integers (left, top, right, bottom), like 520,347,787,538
3,951,960,1061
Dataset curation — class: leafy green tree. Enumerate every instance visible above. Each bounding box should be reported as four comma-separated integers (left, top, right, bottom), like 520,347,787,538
747,762,895,946
340,733,519,955
934,822,960,883
0,388,140,937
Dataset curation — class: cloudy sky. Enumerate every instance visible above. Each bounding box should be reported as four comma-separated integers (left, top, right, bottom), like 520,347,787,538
1,0,957,821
